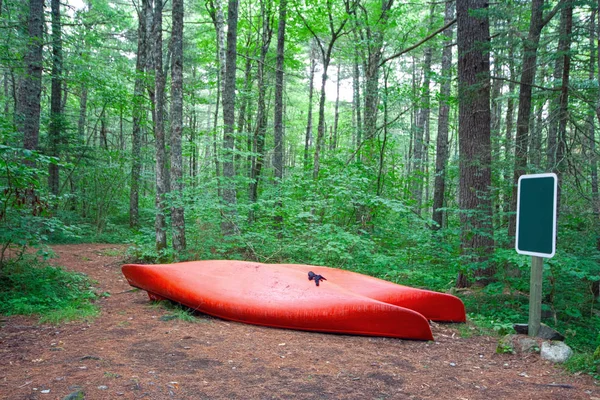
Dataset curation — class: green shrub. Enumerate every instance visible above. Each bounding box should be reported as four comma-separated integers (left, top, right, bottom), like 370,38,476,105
0,257,99,323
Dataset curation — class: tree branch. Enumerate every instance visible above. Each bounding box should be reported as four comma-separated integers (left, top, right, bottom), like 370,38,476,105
380,18,456,67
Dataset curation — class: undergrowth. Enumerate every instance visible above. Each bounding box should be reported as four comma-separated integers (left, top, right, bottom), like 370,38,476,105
0,256,99,323
149,300,210,323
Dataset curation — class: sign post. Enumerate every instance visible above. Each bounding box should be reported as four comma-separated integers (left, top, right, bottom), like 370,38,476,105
515,173,557,337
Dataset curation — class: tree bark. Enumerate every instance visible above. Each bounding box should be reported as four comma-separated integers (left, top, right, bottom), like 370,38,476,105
170,0,186,252
412,4,435,215
456,0,494,287
151,0,168,252
249,0,273,215
303,50,316,169
432,0,454,230
207,0,226,198
130,0,150,228
273,0,286,228
352,36,362,159
331,63,341,151
16,0,44,154
48,0,62,195
553,2,572,216
221,0,240,236
595,1,600,265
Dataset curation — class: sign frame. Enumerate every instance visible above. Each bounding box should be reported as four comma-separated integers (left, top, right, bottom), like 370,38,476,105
515,172,558,258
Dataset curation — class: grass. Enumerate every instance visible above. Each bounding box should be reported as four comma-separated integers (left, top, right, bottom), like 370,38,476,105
150,300,210,323
0,257,99,324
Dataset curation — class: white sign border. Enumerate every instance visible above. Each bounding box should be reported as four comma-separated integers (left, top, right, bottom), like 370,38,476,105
515,172,558,258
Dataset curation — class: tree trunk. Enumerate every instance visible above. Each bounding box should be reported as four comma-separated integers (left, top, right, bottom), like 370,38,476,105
273,0,286,228
78,83,87,141
48,0,62,195
170,0,186,252
16,0,44,154
308,1,350,180
312,54,330,180
221,0,240,236
353,38,362,160
361,0,393,164
432,0,454,230
151,0,168,252
249,0,273,215
553,2,572,216
303,51,316,169
207,0,226,198
130,0,150,228
331,63,341,151
456,0,494,287
508,0,559,238
503,42,516,223
546,13,567,172
411,4,435,215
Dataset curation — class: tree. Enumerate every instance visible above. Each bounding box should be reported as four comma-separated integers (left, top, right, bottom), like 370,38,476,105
249,0,273,216
129,0,151,229
507,0,562,238
273,0,286,227
551,2,573,216
411,3,435,214
303,43,317,169
16,0,44,154
150,0,168,252
221,0,240,236
48,0,62,196
432,0,454,230
358,0,393,158
456,0,494,287
170,0,186,252
298,0,351,180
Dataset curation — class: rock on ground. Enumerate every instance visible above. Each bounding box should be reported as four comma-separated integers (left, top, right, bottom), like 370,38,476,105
541,341,573,363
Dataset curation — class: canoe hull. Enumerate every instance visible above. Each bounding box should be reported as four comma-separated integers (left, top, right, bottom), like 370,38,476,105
121,260,463,340
277,264,466,323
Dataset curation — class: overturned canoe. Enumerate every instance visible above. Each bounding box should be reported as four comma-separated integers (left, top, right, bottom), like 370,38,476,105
122,261,464,340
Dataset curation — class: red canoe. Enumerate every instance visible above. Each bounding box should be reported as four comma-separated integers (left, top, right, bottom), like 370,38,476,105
122,261,465,340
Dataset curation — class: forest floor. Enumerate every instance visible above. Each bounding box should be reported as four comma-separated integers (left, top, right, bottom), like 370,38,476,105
1,244,599,400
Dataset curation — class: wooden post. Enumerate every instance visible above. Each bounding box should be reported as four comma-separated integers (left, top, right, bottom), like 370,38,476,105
528,256,543,337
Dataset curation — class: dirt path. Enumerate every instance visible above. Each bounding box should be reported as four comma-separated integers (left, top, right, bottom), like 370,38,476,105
0,244,598,399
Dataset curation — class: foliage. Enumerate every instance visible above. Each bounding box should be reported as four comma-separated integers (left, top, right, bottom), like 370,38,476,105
0,257,99,323
0,136,74,265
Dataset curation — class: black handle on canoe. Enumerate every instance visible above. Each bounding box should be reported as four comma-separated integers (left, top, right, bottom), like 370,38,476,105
308,271,326,286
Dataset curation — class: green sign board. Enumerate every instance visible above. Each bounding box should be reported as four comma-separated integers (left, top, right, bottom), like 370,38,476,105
515,173,557,258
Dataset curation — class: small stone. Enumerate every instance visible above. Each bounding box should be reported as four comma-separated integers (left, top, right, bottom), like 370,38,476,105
97,385,109,390
41,389,50,394
62,390,85,400
449,362,456,367
540,341,573,363
519,372,529,377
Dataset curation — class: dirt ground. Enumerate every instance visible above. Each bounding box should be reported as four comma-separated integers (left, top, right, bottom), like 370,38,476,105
1,244,599,400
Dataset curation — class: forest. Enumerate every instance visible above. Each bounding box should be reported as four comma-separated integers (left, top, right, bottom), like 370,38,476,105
1,0,599,374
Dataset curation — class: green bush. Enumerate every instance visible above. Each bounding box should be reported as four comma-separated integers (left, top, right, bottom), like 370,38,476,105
0,257,99,323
